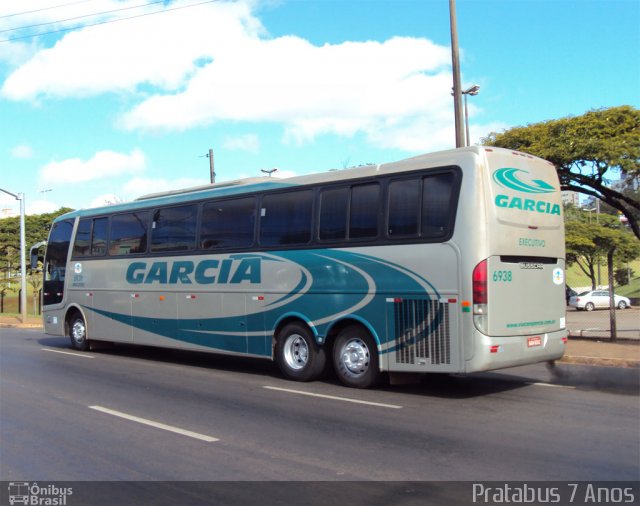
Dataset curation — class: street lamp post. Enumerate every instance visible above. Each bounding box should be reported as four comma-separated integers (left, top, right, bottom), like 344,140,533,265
461,84,480,146
449,0,465,148
0,188,27,323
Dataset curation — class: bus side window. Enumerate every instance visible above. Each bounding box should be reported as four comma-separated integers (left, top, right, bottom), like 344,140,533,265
319,187,348,241
388,178,420,237
151,205,197,252
349,183,379,239
260,190,313,246
109,212,149,256
201,197,256,250
91,217,108,256
72,218,92,257
421,172,455,238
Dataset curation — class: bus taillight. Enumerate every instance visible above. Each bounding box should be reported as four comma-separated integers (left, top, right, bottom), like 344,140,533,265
472,259,489,334
473,259,488,307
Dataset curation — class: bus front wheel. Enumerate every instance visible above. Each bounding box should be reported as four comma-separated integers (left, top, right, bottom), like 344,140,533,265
275,323,326,382
333,325,382,389
69,312,89,351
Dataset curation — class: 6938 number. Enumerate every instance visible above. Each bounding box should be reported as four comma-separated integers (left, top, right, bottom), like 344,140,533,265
493,270,512,282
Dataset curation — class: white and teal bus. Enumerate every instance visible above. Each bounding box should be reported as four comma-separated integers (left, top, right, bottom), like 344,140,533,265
39,147,567,388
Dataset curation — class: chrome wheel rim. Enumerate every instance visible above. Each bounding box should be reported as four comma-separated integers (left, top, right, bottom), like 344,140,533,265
71,319,86,343
339,338,370,378
283,334,309,370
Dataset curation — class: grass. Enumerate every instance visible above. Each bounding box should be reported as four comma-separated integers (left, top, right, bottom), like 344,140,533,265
566,258,640,295
0,285,41,316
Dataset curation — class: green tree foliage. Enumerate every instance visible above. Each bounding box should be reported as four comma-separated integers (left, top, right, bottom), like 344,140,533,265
483,106,640,239
0,207,72,277
565,210,640,289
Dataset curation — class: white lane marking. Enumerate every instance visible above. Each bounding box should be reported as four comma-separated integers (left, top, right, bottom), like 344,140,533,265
89,405,219,442
263,386,402,409
42,348,94,358
528,382,576,389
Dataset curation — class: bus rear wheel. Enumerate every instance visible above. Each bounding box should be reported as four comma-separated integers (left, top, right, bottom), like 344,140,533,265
333,325,382,389
275,323,326,382
68,312,89,351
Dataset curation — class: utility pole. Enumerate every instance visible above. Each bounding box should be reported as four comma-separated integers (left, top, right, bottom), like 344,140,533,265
261,169,277,177
449,0,465,148
207,148,215,184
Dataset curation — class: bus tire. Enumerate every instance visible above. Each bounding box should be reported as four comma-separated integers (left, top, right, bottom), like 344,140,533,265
333,325,382,389
275,323,326,382
69,312,89,351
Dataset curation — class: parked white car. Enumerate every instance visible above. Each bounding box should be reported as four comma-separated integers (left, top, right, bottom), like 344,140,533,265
568,290,631,311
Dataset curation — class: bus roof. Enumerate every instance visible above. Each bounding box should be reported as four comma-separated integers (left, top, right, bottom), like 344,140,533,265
52,146,549,222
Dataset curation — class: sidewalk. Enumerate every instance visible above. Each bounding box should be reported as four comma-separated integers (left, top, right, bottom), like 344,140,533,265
561,338,640,369
2,314,639,369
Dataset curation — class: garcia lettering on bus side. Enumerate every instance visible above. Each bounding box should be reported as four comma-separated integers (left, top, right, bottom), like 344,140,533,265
126,258,261,285
495,194,561,215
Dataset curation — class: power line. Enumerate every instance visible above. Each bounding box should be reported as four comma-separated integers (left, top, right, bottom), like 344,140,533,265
1,0,220,43
0,0,97,20
1,0,168,35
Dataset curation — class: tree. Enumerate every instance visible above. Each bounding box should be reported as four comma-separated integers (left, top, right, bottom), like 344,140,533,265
565,212,640,289
482,106,640,239
0,207,73,278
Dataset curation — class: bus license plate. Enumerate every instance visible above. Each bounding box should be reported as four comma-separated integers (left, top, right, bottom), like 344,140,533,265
527,336,542,348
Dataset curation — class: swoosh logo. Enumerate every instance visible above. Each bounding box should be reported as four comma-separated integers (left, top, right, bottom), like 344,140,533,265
492,168,555,194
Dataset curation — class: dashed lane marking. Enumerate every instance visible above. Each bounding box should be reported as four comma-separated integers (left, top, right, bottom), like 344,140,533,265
41,348,95,358
263,385,403,409
89,405,219,442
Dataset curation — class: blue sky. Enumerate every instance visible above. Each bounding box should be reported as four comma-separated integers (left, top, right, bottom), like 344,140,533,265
1,0,638,216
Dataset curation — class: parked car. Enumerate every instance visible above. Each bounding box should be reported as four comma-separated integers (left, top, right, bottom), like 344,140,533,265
568,290,631,311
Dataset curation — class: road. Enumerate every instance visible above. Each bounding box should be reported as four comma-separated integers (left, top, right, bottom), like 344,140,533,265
1,328,639,504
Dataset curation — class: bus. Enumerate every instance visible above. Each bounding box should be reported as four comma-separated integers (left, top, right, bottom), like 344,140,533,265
38,146,567,388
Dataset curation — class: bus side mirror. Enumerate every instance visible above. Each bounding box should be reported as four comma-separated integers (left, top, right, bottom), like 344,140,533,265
30,241,47,272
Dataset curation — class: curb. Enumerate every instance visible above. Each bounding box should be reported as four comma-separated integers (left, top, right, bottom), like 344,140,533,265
0,323,43,330
559,355,640,369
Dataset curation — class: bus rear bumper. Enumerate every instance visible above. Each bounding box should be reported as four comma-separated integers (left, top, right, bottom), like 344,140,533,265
466,328,568,373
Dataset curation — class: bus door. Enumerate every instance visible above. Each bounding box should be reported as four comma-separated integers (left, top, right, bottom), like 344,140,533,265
43,220,74,307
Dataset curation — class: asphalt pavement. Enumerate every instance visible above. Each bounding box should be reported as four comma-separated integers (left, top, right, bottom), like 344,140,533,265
1,325,638,506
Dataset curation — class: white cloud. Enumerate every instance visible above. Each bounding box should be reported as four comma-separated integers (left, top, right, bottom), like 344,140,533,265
223,134,260,153
40,148,145,184
1,1,263,100
120,35,455,152
0,1,495,153
27,199,59,215
11,144,33,159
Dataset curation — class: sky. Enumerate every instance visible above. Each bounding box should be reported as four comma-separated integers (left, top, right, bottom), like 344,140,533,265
1,0,638,217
